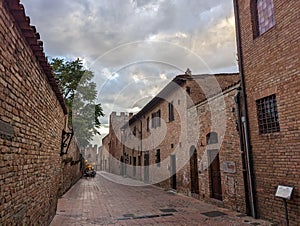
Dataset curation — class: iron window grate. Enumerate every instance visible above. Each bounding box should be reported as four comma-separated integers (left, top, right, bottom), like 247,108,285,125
256,94,280,134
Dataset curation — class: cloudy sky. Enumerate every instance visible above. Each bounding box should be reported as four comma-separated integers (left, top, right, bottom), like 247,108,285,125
21,0,238,145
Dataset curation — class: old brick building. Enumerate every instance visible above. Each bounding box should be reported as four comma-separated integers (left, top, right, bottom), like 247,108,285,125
99,111,129,174
0,0,82,224
100,134,110,172
82,144,98,169
105,112,130,175
116,72,247,213
233,0,300,225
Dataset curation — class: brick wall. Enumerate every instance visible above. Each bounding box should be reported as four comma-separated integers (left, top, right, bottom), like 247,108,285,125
101,134,110,171
235,0,300,224
58,140,82,197
0,1,81,224
192,84,246,213
119,73,245,213
108,112,129,175
122,79,184,185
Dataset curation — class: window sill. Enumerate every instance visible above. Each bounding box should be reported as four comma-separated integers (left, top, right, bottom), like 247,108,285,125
253,24,276,40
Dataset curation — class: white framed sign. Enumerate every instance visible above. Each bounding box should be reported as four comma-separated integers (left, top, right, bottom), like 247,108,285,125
275,185,293,200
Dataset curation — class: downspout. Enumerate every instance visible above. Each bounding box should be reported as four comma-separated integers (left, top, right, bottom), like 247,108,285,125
235,90,250,215
140,119,143,180
233,0,257,218
140,119,142,153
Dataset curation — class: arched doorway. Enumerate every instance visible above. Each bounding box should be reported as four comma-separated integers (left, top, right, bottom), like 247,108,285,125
190,146,199,194
207,132,222,200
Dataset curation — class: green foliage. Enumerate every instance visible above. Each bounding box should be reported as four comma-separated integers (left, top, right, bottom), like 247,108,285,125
50,58,104,147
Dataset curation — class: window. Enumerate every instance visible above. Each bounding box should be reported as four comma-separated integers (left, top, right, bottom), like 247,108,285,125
151,113,155,128
168,101,174,122
157,110,161,127
186,86,191,95
256,94,280,134
151,110,161,128
206,132,218,145
146,117,150,131
155,149,161,167
133,126,136,136
252,0,275,36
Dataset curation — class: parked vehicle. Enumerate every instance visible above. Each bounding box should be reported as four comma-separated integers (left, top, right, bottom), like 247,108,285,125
86,169,96,177
84,164,96,177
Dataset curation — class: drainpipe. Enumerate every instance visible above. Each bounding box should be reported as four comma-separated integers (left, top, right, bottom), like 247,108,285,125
140,119,142,153
233,0,257,218
140,119,143,180
235,90,250,215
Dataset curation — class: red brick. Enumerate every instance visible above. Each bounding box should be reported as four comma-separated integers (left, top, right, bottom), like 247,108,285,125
0,1,82,225
234,0,300,225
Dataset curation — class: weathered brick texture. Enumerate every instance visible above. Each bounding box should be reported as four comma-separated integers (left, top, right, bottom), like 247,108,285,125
192,84,246,213
0,1,82,225
58,140,82,197
235,0,300,225
100,134,110,172
106,73,245,213
108,112,129,175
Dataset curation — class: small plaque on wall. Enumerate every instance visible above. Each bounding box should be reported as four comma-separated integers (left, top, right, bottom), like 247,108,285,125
0,120,14,140
221,161,236,173
275,185,293,200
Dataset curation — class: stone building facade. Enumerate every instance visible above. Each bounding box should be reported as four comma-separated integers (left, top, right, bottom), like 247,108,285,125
106,112,130,175
96,146,102,170
233,0,300,225
117,72,246,213
0,0,82,224
191,83,247,213
82,144,98,169
100,134,110,172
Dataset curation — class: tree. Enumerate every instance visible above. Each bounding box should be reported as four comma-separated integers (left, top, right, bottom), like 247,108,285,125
50,58,104,147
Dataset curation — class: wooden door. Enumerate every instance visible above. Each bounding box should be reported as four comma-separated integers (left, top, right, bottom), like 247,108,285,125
133,157,136,177
170,155,177,190
144,153,149,183
209,150,222,200
190,146,199,194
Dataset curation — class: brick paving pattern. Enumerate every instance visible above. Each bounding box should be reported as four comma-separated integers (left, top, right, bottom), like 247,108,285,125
50,172,272,226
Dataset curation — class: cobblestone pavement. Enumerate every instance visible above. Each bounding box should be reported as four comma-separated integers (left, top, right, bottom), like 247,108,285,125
50,171,272,226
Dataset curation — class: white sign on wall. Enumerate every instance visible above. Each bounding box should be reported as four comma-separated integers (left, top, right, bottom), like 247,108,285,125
275,185,293,200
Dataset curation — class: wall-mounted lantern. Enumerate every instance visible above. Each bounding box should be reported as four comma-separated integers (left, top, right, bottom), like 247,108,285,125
60,129,74,156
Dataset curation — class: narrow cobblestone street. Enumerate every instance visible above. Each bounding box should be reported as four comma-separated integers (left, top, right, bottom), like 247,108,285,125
50,172,271,226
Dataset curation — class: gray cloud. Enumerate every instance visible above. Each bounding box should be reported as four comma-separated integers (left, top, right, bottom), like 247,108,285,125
21,0,238,144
